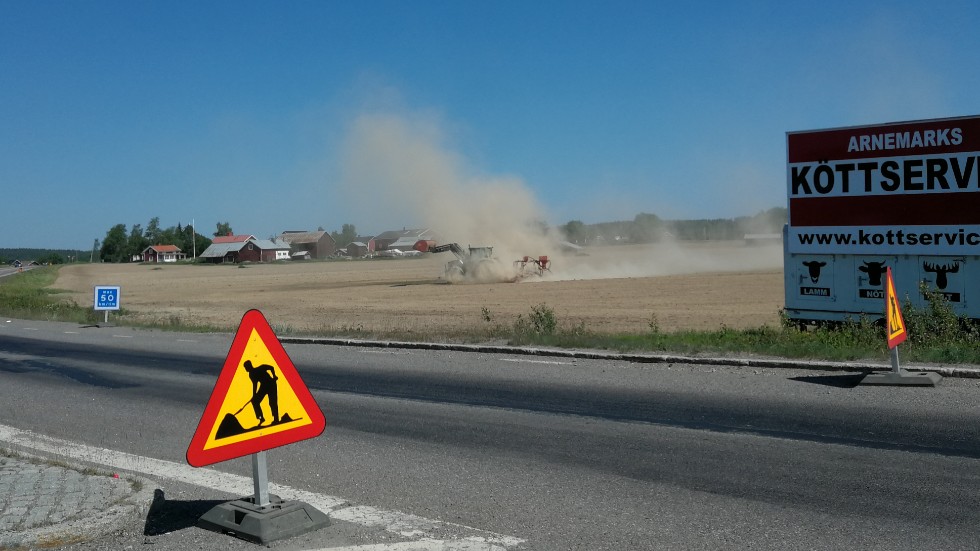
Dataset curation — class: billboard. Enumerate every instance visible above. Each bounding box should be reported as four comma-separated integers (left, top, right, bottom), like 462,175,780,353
787,115,980,255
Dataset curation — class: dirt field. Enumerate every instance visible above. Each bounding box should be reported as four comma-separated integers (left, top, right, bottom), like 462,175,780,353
54,242,785,337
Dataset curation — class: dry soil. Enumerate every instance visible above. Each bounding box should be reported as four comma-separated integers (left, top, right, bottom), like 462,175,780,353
54,242,785,337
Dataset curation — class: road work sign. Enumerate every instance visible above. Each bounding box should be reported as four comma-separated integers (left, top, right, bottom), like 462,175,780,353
186,309,325,467
885,267,907,349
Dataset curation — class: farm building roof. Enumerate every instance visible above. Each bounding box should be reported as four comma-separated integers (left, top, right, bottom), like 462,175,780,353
278,231,329,244
374,228,431,241
250,238,291,250
144,244,182,253
212,234,256,244
388,237,422,249
198,242,244,258
199,238,290,258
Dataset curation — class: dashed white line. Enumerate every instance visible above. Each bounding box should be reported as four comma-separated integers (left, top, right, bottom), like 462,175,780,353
112,335,133,338
499,358,571,365
313,540,511,551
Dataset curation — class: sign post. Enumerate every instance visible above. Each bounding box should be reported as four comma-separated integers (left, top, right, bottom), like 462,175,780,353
187,309,329,543
861,268,941,386
93,285,120,325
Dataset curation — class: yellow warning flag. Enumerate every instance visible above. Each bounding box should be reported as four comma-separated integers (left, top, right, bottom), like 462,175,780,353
885,267,907,349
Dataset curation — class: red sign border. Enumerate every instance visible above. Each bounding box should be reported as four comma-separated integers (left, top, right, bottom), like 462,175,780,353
186,309,325,467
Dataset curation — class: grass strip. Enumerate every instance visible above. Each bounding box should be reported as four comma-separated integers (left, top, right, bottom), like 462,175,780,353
2,266,978,364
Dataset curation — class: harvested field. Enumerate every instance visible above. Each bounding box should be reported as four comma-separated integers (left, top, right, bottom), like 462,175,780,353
54,242,785,337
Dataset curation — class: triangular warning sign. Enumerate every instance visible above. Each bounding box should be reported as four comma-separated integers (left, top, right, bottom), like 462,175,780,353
885,267,907,349
187,309,325,467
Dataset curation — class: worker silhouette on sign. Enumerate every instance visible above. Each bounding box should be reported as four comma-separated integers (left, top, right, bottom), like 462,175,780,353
890,295,901,333
243,360,279,426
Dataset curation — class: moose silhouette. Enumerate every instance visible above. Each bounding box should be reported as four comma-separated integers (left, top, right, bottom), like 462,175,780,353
922,261,959,290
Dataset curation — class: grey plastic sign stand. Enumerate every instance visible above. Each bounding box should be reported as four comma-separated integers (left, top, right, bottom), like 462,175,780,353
197,451,330,544
860,345,942,386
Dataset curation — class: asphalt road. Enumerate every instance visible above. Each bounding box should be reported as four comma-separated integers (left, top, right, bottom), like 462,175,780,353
2,317,980,550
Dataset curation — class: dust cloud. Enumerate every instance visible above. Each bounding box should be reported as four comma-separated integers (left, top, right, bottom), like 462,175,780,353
545,239,783,283
338,111,783,283
339,112,559,282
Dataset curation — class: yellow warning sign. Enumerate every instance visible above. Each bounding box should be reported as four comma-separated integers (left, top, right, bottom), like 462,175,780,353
187,310,325,467
885,267,907,349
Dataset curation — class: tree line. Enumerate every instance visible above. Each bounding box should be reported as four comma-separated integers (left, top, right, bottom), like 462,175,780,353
560,207,787,245
97,218,227,263
94,219,362,263
0,248,87,265
87,208,786,264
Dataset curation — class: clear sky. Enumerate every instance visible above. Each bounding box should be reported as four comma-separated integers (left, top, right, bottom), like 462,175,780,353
2,1,979,249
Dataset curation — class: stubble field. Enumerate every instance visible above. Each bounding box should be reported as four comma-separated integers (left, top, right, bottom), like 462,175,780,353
54,242,785,338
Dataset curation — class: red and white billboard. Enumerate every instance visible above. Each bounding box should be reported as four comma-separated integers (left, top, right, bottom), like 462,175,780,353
787,115,980,254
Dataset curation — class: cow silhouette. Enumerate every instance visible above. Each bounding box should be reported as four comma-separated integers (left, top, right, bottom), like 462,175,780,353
858,261,887,286
923,261,959,290
801,260,827,283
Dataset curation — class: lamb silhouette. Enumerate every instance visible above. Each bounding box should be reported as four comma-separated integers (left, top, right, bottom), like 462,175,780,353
801,260,827,283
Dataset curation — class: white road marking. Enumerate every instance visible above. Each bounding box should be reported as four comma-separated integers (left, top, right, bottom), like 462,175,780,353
112,334,133,338
23,327,38,331
64,331,79,334
0,423,523,550
499,358,571,365
313,540,510,551
176,339,198,343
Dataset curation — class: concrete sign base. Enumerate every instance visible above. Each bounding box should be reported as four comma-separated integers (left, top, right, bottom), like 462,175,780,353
197,494,330,544
859,369,942,387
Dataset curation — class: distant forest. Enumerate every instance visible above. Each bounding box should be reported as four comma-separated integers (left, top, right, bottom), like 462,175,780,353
560,207,787,245
0,248,88,265
2,207,787,264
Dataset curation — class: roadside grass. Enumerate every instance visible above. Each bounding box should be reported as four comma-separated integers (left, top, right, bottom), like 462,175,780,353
0,267,99,324
0,267,224,332
482,295,980,364
3,266,978,364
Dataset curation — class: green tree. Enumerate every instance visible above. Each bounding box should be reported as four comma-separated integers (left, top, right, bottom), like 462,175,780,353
562,220,587,244
127,224,148,260
37,252,65,264
330,223,358,248
630,213,664,243
145,217,162,245
158,226,178,247
179,223,196,255
215,221,233,237
100,224,129,263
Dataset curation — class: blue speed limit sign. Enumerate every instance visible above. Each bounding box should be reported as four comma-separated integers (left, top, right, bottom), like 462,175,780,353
94,285,121,311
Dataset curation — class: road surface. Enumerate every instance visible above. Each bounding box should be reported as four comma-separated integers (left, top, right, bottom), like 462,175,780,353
1,317,979,550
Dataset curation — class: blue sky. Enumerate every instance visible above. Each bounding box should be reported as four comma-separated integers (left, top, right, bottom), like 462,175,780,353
2,1,979,249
